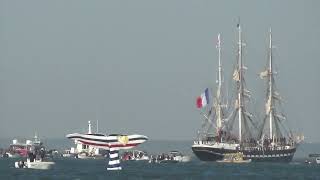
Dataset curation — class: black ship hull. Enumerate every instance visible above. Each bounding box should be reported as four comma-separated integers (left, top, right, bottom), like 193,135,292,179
192,145,296,162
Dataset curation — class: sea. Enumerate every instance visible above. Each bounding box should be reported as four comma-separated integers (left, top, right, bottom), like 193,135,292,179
0,139,320,180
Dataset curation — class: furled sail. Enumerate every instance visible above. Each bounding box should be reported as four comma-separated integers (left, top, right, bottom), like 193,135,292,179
259,70,268,79
265,97,271,114
233,69,240,81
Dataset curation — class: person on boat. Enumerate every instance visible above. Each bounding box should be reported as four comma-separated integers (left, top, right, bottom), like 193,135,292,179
40,148,45,161
28,152,36,162
18,160,26,168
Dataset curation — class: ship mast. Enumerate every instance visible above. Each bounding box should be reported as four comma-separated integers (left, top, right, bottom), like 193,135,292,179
260,28,286,140
216,33,223,130
268,28,273,139
237,23,243,143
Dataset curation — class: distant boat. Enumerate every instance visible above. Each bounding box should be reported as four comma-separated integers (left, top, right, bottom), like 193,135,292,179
121,150,149,161
149,151,191,163
61,149,75,158
167,151,191,163
2,152,20,158
307,154,320,164
14,133,55,170
192,25,303,162
6,133,46,158
308,154,320,158
15,159,55,170
64,121,108,159
5,139,29,158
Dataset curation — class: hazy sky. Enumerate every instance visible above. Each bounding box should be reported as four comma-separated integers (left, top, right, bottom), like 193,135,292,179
0,0,319,141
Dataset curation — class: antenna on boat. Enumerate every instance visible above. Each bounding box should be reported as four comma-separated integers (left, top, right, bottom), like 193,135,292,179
96,119,99,133
88,121,92,134
34,131,39,142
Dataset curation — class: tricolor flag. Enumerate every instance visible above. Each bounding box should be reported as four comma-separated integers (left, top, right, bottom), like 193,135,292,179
196,88,210,108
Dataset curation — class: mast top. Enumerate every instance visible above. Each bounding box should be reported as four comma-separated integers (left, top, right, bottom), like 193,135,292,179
237,17,241,28
217,33,221,48
88,121,92,134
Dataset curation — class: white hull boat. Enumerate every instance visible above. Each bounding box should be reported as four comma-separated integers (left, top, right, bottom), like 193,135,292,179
149,151,191,163
3,152,20,158
121,150,150,161
15,159,55,170
174,155,191,162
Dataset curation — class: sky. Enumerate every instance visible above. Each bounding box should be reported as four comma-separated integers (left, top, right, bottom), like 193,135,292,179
0,0,319,141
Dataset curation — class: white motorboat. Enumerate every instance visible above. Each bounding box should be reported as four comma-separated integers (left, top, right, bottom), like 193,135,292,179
14,135,55,170
15,159,55,170
308,154,320,164
61,149,75,158
169,151,191,162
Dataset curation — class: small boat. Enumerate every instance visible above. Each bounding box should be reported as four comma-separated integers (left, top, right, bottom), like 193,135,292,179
121,150,149,161
15,151,55,170
2,152,20,158
6,139,28,158
15,159,55,170
74,151,105,159
7,133,47,158
309,154,320,158
305,160,312,164
149,154,177,164
14,134,55,170
149,151,191,163
62,149,75,158
307,154,320,164
76,152,91,159
167,151,191,163
217,152,251,163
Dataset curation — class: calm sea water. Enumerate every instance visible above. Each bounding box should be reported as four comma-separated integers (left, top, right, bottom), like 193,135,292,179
1,139,320,180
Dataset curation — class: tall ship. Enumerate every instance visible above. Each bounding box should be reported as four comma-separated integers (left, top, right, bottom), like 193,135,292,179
192,24,303,162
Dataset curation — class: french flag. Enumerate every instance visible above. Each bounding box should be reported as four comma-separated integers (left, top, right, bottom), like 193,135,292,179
196,88,209,108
